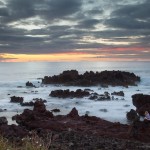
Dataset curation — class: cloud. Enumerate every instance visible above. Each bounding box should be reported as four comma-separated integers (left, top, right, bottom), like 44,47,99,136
0,0,149,61
76,19,100,29
0,7,9,17
41,0,82,19
105,0,150,29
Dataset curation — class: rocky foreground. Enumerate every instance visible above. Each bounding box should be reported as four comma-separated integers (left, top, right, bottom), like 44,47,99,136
1,100,150,149
42,70,140,86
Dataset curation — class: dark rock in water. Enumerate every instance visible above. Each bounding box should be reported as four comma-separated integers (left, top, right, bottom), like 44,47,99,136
17,86,23,88
89,92,111,101
0,117,8,125
50,89,90,98
89,95,98,100
126,109,139,121
20,98,47,107
132,94,150,109
132,94,150,116
33,98,47,103
67,107,79,118
13,101,53,129
51,109,60,113
10,96,23,103
111,91,124,97
26,81,35,87
42,70,140,86
33,100,46,113
0,109,7,112
20,101,34,106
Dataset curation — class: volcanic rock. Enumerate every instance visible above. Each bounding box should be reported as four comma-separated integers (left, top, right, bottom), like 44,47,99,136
89,92,111,101
20,101,34,106
50,89,90,98
132,94,150,109
10,96,24,103
0,124,28,138
42,70,140,86
126,109,139,121
26,81,35,87
111,91,124,97
67,107,79,118
0,117,8,125
51,109,60,113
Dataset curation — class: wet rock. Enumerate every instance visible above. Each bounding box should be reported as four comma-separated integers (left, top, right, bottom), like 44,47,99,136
67,107,79,118
89,92,111,101
26,81,35,87
0,117,8,125
126,109,139,121
111,91,124,97
132,94,150,108
42,70,140,86
33,98,47,103
10,96,23,103
33,100,46,112
20,101,34,106
50,89,90,98
51,109,60,113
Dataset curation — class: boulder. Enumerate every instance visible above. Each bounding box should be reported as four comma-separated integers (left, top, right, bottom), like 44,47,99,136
67,107,79,118
126,109,139,121
20,101,34,106
10,96,23,103
33,100,46,113
132,94,150,109
51,109,60,113
50,89,90,98
0,117,8,125
111,91,124,97
26,81,35,87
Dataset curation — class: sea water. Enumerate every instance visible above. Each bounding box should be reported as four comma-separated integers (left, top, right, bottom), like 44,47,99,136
0,61,150,124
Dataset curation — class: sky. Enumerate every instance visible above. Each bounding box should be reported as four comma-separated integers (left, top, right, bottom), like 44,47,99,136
0,0,150,62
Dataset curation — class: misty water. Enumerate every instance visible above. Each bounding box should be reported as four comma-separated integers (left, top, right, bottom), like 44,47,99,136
0,61,150,124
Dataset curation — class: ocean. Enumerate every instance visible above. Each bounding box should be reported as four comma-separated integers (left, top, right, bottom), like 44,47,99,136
0,61,150,124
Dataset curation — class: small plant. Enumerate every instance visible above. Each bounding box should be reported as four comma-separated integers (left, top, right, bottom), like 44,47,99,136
0,131,52,150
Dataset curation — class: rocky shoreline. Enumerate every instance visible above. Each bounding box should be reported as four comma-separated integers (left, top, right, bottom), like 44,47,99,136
1,100,150,149
0,70,150,149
